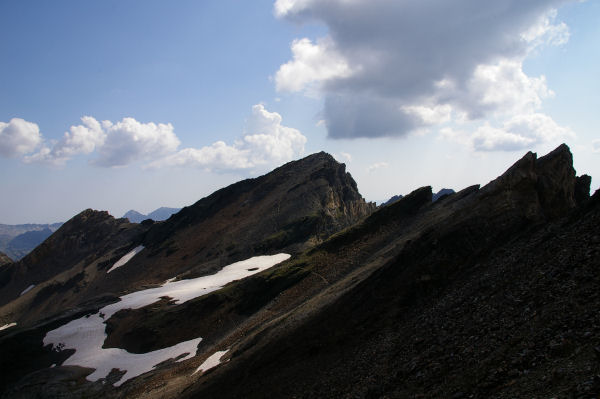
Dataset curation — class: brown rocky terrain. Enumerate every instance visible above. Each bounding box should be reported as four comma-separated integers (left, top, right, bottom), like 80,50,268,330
0,145,597,399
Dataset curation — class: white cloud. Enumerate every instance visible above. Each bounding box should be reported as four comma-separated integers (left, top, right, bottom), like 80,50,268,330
274,0,574,139
153,104,307,171
367,162,389,173
25,117,178,167
15,105,305,171
455,58,554,119
592,139,600,153
275,37,353,93
401,104,452,126
273,0,312,18
443,113,575,152
25,116,106,165
0,118,42,158
94,118,180,167
521,9,570,50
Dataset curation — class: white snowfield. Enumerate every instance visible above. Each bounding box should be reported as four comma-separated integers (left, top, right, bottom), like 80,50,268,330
0,322,17,331
107,245,145,273
193,350,229,375
44,253,291,387
20,284,35,296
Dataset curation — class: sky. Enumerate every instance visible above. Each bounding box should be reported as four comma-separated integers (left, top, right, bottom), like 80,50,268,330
0,0,598,224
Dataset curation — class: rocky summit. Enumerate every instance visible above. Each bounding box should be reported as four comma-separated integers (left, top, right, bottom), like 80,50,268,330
0,145,598,399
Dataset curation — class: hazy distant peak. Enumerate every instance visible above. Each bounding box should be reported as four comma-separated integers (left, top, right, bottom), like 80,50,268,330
123,207,181,223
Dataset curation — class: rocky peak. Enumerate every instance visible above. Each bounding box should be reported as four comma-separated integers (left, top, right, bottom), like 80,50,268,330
535,143,577,219
145,152,374,256
481,144,585,221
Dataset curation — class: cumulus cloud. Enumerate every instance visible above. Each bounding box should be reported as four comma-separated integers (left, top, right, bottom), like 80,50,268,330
25,116,106,165
153,104,307,171
15,105,305,171
275,37,353,93
94,118,179,167
593,139,600,153
442,113,574,152
25,117,179,167
0,118,42,158
274,0,574,141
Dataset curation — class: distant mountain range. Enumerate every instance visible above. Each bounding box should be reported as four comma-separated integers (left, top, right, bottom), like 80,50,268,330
0,223,62,261
122,207,181,223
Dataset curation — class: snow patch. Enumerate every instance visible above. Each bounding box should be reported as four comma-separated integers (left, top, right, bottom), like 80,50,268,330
20,284,35,296
107,245,144,273
44,253,290,386
0,322,16,331
193,350,229,375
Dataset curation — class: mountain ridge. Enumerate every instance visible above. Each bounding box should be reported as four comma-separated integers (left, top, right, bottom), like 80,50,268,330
0,145,597,398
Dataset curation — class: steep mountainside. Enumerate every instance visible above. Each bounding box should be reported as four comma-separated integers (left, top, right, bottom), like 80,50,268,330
0,145,596,399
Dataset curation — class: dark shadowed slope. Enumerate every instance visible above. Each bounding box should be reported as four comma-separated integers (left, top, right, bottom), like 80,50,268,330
183,144,598,399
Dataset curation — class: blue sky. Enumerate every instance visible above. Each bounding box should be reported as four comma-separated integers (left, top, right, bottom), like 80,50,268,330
1,0,598,224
